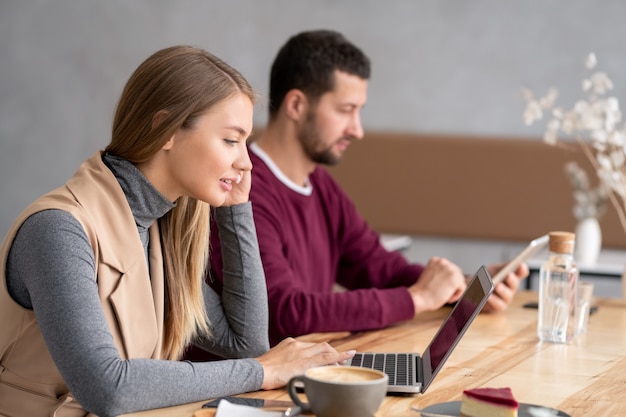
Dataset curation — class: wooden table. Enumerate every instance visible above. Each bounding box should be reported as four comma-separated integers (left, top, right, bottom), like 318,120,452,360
121,292,626,417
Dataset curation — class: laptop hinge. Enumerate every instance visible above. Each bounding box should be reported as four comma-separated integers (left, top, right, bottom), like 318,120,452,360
416,356,423,385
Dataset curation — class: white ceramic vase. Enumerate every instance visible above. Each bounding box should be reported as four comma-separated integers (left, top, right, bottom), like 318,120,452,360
575,217,602,265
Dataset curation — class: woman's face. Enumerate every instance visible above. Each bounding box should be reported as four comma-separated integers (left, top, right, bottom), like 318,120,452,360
146,93,254,206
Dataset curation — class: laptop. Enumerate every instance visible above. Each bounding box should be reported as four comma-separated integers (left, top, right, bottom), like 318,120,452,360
347,265,494,394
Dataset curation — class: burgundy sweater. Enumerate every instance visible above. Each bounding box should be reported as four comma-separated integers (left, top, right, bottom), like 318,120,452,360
209,144,424,345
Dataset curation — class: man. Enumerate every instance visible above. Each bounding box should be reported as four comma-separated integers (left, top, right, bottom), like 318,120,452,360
209,30,528,346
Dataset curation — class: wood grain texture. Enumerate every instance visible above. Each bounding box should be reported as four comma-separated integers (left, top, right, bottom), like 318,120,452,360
121,292,626,417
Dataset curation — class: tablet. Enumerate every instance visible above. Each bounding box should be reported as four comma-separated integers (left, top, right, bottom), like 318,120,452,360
492,234,549,285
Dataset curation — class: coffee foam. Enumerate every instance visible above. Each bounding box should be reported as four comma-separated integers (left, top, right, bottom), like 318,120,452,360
307,366,385,383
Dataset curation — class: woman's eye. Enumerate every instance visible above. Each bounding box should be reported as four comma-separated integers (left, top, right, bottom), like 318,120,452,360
224,139,238,146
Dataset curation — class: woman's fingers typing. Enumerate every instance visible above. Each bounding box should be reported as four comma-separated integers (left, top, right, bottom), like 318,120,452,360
256,338,356,390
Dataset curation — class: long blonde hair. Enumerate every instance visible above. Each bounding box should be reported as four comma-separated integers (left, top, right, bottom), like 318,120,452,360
105,45,256,360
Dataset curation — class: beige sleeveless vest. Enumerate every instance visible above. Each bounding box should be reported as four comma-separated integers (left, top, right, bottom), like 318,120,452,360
0,152,165,417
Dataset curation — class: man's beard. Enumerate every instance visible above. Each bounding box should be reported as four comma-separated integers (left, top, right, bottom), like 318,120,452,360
297,111,350,166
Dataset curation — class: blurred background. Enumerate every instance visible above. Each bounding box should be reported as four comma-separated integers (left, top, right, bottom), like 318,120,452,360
2,0,625,243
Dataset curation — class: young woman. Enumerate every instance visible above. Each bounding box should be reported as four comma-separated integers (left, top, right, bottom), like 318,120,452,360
0,45,354,417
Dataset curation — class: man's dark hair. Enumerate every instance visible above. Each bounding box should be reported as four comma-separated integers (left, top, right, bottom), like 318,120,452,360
268,30,371,118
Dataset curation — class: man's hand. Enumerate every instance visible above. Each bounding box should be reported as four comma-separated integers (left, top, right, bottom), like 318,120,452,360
482,262,529,313
408,257,467,315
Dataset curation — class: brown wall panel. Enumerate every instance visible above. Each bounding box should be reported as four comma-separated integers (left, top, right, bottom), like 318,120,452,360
326,132,626,248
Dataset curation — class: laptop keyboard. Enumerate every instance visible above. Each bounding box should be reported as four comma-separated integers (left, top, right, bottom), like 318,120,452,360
350,352,413,386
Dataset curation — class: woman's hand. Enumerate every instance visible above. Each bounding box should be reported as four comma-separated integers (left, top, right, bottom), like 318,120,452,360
223,170,251,206
255,338,356,390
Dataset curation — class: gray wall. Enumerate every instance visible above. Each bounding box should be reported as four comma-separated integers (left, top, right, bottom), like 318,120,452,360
2,0,626,237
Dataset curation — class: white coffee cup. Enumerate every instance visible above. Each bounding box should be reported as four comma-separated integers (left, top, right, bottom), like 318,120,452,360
287,365,388,417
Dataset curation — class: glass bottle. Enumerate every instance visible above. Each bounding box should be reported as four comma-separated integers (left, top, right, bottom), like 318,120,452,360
537,231,579,343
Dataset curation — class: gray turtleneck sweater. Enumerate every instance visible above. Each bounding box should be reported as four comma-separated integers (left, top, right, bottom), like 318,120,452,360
6,153,268,417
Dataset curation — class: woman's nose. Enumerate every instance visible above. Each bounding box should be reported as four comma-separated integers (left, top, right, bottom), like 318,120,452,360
235,146,253,171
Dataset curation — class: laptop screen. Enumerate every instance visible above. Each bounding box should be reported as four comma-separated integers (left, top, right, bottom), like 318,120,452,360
420,266,494,392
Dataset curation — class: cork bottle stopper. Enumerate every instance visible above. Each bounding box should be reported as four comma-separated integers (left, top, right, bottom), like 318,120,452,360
548,231,575,254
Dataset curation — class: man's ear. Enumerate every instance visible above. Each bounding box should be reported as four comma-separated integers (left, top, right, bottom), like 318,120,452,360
283,89,309,122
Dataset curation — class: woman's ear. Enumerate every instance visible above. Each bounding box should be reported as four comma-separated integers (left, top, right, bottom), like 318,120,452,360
283,89,309,122
152,110,169,131
161,135,175,151
152,110,174,150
